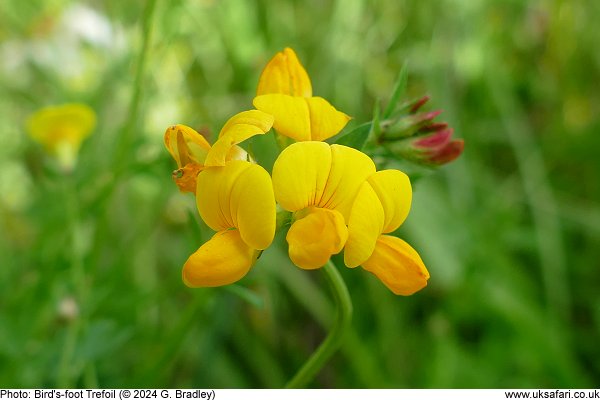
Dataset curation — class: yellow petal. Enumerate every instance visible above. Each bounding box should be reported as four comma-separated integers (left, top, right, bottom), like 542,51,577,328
362,235,430,296
164,124,211,168
305,97,351,141
228,162,276,250
253,95,350,142
204,110,274,167
318,144,376,220
182,230,257,287
217,109,275,138
257,47,312,97
225,144,250,162
367,170,412,233
344,182,385,268
272,141,332,211
286,207,348,270
196,161,275,249
27,103,96,152
253,94,311,141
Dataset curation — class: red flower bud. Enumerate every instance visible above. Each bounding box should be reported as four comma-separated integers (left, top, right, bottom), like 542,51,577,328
427,139,464,165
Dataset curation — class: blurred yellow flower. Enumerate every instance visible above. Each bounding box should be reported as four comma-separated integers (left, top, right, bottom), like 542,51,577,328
272,141,375,269
344,170,429,295
26,103,96,170
164,110,274,193
253,48,351,142
182,160,276,287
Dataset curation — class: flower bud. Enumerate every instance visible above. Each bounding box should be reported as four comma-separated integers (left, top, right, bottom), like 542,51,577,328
380,110,442,140
377,94,464,166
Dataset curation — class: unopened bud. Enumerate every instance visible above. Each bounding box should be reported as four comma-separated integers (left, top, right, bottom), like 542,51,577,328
409,95,430,113
380,111,443,140
427,139,464,165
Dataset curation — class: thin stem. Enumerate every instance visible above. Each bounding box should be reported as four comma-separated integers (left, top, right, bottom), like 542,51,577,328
113,0,158,169
57,174,88,387
285,260,353,388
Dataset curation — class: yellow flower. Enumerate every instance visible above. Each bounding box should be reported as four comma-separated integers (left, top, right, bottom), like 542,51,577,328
183,160,276,287
26,103,96,170
253,48,351,142
344,170,429,295
272,141,376,269
164,110,274,193
166,110,276,287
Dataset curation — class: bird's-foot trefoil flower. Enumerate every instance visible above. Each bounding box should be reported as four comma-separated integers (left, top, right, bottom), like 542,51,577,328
183,160,277,287
253,48,351,142
272,141,376,269
26,103,96,171
164,110,274,193
344,169,429,295
164,110,276,287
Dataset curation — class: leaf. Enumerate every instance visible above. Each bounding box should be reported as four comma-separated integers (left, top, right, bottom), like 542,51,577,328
383,63,408,119
334,122,372,150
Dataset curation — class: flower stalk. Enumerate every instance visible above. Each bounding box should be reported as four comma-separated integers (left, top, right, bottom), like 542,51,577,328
285,260,353,388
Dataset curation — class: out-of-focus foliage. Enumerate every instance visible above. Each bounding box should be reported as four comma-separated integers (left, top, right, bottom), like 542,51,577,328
1,0,599,388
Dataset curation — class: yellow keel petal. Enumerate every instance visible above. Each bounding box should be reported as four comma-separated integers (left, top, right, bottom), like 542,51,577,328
182,230,257,287
286,207,348,270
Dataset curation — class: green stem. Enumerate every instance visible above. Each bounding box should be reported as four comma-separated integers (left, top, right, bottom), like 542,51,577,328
285,260,353,388
57,174,88,387
113,0,158,169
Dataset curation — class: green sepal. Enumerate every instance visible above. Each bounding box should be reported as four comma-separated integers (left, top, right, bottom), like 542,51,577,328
383,63,408,119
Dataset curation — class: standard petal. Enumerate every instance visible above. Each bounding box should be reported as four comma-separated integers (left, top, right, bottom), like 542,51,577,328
286,207,348,270
361,235,430,296
182,230,257,287
305,97,351,141
205,111,274,167
272,141,332,211
164,124,211,168
253,94,311,141
367,169,412,233
318,144,376,220
256,47,312,97
344,183,385,268
228,162,276,250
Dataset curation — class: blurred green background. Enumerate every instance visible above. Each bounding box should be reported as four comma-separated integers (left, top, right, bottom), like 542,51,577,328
1,0,599,389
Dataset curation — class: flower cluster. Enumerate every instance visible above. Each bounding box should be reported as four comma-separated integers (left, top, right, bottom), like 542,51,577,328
165,48,434,295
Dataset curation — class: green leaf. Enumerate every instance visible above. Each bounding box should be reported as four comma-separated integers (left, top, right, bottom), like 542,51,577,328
383,63,408,119
334,122,372,150
371,100,382,139
224,284,264,308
